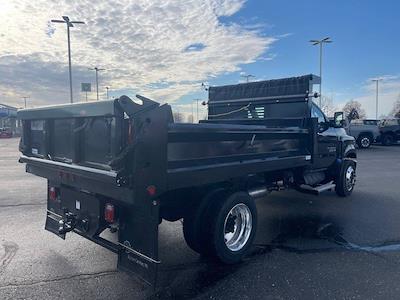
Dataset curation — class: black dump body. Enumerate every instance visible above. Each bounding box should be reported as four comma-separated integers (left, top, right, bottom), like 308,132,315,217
207,74,318,121
209,74,316,101
18,75,322,285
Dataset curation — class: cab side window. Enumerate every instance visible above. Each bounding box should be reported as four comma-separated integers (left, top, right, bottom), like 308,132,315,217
311,104,327,124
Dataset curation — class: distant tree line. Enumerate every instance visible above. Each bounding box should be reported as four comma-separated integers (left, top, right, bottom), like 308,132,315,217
389,95,400,118
341,94,400,121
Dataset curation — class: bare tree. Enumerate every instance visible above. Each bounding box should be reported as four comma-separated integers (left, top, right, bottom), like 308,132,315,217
173,111,184,123
342,100,366,121
389,94,400,118
319,95,337,117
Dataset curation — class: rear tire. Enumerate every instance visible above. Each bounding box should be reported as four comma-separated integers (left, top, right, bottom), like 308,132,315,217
335,159,356,197
204,191,257,264
357,134,372,149
182,189,226,254
382,134,394,146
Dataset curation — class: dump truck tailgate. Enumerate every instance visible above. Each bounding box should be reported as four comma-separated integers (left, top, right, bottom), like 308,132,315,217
18,100,127,171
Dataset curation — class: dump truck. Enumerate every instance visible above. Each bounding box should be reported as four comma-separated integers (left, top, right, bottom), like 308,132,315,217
18,74,357,285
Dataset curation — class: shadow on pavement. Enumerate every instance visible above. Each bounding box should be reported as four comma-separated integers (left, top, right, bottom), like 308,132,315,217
151,190,400,299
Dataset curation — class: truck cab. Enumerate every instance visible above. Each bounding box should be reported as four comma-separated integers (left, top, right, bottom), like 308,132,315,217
310,104,356,163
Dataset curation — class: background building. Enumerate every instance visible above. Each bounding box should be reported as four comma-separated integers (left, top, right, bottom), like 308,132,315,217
0,103,20,136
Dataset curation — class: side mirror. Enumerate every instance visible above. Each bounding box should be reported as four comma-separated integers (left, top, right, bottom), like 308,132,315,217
333,111,345,127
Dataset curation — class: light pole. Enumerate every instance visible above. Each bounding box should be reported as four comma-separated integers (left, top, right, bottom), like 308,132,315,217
88,67,105,100
309,37,332,107
191,102,194,123
240,74,255,83
105,86,110,100
194,98,201,122
51,16,85,104
371,78,382,120
22,96,30,108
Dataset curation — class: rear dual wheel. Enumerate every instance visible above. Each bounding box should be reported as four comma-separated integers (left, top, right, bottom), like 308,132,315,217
183,190,257,264
182,189,225,254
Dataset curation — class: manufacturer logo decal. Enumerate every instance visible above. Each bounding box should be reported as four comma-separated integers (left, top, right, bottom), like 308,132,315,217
127,254,149,269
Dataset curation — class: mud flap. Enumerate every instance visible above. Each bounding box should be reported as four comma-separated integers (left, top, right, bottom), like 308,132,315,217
117,242,159,286
117,203,161,286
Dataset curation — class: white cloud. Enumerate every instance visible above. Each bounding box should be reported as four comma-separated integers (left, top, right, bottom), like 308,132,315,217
0,0,275,108
257,53,277,61
212,0,246,16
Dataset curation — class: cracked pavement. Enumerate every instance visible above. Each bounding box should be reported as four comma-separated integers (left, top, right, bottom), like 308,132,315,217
1,138,400,299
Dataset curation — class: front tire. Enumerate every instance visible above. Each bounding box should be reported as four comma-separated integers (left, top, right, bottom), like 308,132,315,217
357,134,372,149
335,159,356,197
205,191,257,264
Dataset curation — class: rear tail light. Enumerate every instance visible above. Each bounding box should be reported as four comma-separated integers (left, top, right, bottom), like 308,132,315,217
146,185,157,196
104,203,115,223
49,186,58,201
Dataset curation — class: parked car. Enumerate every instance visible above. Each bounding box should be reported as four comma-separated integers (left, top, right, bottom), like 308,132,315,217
17,74,357,285
0,127,12,138
379,119,400,145
345,119,380,148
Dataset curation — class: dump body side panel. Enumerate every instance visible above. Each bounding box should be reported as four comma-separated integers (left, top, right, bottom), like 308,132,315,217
166,123,311,189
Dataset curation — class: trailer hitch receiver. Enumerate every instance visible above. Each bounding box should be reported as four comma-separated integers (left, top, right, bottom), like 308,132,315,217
58,212,77,234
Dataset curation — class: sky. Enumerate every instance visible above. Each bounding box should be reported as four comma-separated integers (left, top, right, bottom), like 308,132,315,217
0,0,399,119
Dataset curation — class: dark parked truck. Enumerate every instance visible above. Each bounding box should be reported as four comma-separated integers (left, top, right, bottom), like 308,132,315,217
379,118,400,145
18,75,357,285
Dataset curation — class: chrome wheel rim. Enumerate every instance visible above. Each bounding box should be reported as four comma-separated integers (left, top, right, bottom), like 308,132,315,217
361,137,370,148
223,203,252,252
345,165,356,191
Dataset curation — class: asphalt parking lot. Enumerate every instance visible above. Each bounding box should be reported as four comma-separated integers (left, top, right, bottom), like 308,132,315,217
1,137,400,299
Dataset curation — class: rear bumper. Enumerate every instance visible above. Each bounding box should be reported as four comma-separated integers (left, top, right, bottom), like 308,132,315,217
20,154,162,286
45,185,160,286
